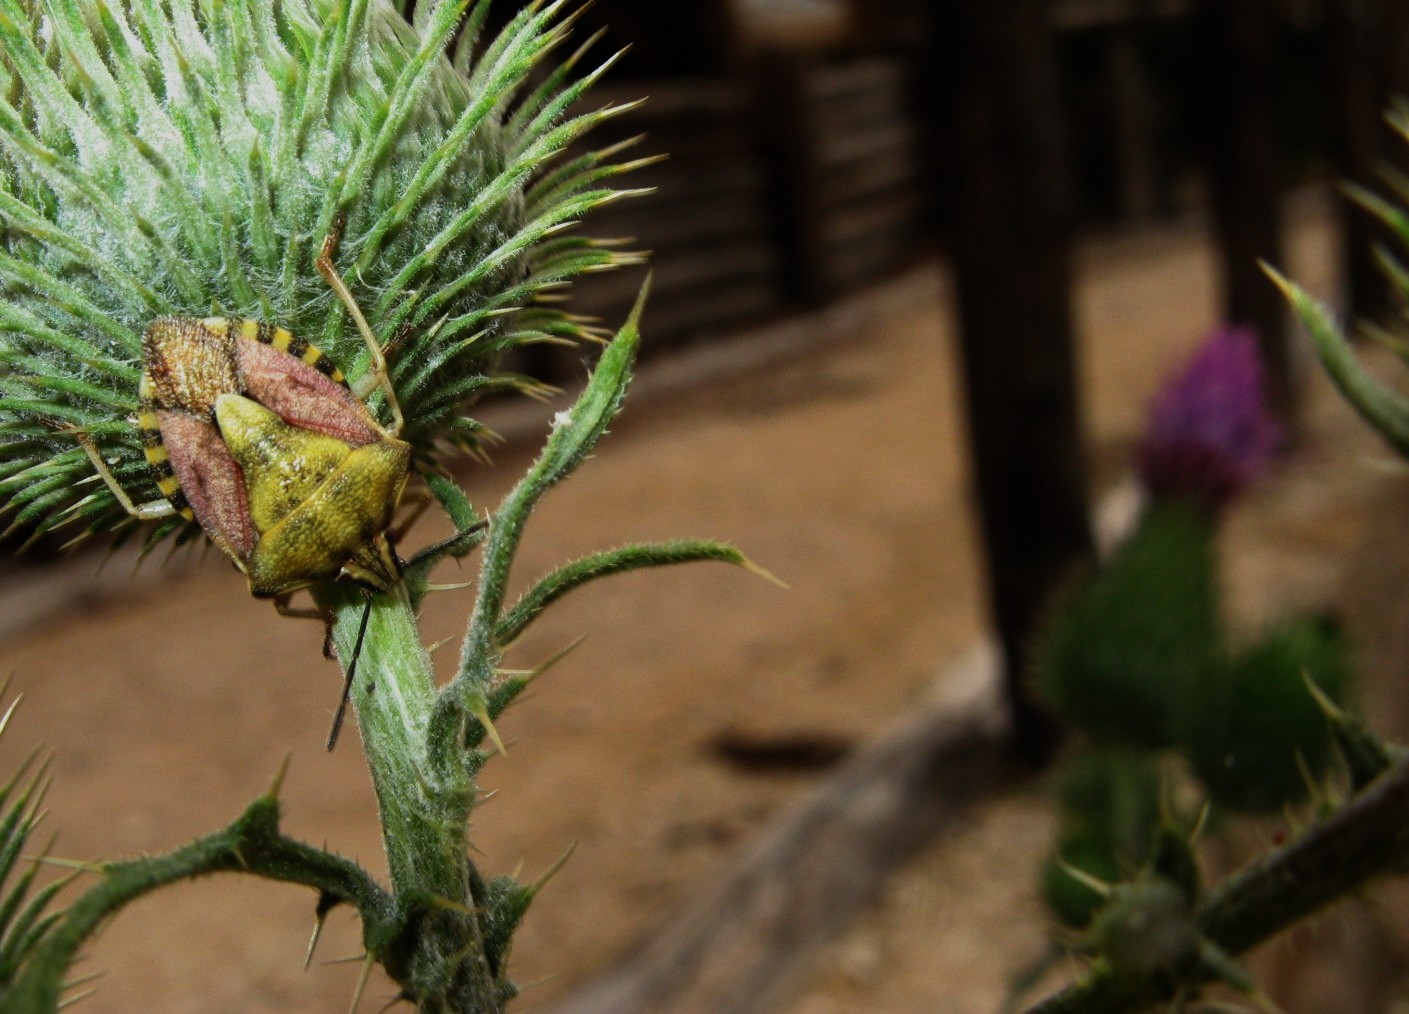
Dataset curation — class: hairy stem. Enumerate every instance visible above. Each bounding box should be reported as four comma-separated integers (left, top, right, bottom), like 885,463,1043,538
322,586,497,1011
8,790,393,1012
325,586,463,892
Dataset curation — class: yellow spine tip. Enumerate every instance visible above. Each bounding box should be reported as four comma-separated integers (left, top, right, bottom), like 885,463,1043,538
469,700,507,756
267,752,293,801
741,555,789,589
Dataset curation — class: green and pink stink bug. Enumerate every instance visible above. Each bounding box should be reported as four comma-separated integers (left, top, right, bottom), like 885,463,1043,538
76,232,413,747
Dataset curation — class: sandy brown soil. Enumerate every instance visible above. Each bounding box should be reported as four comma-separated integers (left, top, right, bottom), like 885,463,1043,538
0,191,1393,1013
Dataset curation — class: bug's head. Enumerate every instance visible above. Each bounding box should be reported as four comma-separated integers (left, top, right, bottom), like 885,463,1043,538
143,319,241,418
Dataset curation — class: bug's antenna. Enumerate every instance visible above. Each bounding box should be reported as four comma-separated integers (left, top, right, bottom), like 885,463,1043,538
326,589,374,751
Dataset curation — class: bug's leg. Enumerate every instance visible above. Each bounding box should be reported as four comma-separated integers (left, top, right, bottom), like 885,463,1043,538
71,432,176,521
274,593,337,658
326,589,374,752
316,228,404,438
406,518,489,572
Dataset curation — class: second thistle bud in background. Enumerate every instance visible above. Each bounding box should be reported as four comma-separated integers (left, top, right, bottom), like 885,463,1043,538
1035,324,1355,940
1037,324,1289,750
1137,325,1283,513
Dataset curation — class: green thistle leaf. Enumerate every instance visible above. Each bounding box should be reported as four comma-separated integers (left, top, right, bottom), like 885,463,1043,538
1266,265,1409,458
0,0,639,545
0,695,68,1007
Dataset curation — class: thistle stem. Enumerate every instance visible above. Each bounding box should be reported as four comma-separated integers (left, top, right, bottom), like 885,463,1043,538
323,585,498,1012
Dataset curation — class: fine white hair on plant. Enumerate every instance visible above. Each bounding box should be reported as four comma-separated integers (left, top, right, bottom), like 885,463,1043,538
0,0,647,548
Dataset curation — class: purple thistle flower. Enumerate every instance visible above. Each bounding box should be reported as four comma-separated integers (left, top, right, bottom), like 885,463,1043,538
1137,325,1283,511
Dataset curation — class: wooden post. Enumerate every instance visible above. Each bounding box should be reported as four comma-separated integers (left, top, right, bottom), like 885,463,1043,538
1387,1,1409,102
747,49,831,306
1326,0,1399,325
1108,20,1161,220
919,0,1095,765
1193,0,1293,420
840,0,926,52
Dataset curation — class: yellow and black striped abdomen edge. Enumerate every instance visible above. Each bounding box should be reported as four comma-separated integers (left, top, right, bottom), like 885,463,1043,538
137,372,194,521
216,316,349,387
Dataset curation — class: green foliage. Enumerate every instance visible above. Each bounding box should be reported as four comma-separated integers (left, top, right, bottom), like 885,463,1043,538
1087,878,1199,980
0,281,764,1012
1036,511,1359,959
1318,686,1403,792
7,766,396,1012
1033,477,1360,994
1266,108,1409,464
0,704,64,1007
1034,500,1221,749
1267,265,1409,458
1182,616,1351,813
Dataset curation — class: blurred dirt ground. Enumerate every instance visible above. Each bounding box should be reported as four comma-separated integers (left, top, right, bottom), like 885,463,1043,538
3,191,1403,1013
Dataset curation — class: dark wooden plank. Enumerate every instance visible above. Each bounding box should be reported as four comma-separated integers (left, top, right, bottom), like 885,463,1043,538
813,118,916,167
746,49,832,305
575,239,781,309
803,56,909,103
570,241,784,353
615,161,768,203
637,282,783,343
1049,0,1190,30
584,193,774,249
1326,0,1398,324
590,80,744,122
816,154,921,210
1193,0,1292,419
819,190,924,250
811,85,913,139
570,280,782,353
807,69,909,136
820,231,917,290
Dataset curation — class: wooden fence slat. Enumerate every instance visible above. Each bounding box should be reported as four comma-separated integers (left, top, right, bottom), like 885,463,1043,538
586,197,771,249
817,153,919,210
814,121,917,169
803,56,909,103
819,191,924,250
579,239,778,301
569,53,929,349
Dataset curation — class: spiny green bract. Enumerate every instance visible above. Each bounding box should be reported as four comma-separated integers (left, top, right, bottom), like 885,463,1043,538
1033,500,1222,750
0,0,641,548
1181,615,1351,813
1043,751,1162,929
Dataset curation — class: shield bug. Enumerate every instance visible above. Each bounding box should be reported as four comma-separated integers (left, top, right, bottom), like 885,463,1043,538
75,233,411,748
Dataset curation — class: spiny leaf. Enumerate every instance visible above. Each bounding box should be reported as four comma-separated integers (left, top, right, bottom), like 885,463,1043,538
0,695,66,1004
495,539,771,646
1266,265,1409,458
455,279,648,680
